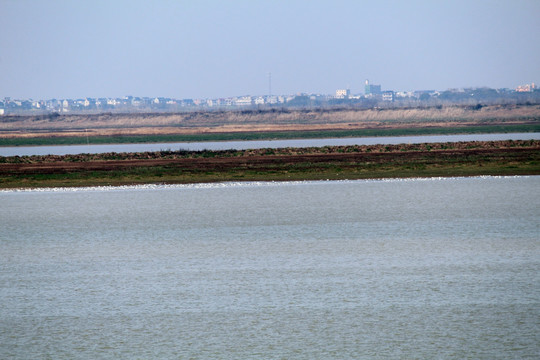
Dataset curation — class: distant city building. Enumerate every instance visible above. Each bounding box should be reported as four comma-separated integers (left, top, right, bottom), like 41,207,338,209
234,96,253,106
395,91,413,98
4,81,540,115
266,96,278,104
335,89,350,99
182,99,195,107
516,83,536,92
364,80,381,96
413,90,436,99
382,91,395,102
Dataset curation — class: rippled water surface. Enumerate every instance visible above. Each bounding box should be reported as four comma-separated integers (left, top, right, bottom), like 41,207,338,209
1,177,539,359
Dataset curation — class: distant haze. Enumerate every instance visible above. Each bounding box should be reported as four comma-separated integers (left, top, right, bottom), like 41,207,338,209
1,0,539,99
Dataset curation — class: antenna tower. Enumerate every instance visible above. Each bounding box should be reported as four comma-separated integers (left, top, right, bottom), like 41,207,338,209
268,72,272,96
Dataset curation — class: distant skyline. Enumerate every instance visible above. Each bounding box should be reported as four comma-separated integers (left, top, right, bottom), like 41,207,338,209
1,0,539,100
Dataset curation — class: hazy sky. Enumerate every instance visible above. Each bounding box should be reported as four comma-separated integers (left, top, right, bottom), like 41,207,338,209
1,0,539,99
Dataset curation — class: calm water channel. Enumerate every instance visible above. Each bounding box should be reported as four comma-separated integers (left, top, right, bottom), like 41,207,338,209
1,132,539,156
1,177,539,359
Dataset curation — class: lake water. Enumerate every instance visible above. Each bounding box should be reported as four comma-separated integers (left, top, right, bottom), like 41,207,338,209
1,132,539,156
1,177,539,359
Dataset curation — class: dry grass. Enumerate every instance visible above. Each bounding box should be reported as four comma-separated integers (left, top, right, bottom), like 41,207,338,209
1,104,539,139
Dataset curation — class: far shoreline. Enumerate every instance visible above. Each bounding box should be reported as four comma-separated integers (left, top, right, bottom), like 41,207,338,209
1,123,539,148
1,104,539,147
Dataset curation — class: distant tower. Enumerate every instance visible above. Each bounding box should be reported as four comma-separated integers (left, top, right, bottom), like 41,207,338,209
365,79,381,96
268,72,272,96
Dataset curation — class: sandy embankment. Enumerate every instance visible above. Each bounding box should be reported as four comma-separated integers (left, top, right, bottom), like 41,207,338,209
1,104,539,139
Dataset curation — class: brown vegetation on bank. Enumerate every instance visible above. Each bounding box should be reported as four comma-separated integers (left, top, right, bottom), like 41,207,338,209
1,140,538,189
1,104,539,139
1,140,536,165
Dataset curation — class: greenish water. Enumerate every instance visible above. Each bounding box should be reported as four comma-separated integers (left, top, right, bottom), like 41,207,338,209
1,177,539,359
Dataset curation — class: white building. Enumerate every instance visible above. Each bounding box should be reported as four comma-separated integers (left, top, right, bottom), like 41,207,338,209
234,96,253,106
266,96,278,104
382,91,395,102
516,83,536,92
335,89,350,98
395,91,413,98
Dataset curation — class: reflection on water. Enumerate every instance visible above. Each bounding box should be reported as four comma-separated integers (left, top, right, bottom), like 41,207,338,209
1,177,539,358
